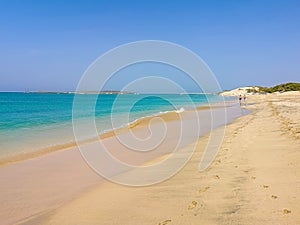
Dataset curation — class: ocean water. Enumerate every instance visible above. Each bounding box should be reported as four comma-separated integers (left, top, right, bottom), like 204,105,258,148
0,92,226,160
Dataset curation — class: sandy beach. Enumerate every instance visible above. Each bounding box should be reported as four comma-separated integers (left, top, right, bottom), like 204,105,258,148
2,1,300,224
0,102,240,224
1,92,299,225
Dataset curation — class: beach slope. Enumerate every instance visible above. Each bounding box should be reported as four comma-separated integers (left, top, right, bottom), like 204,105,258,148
22,92,300,225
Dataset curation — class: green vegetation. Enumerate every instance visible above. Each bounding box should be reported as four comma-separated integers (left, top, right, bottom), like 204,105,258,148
258,82,300,93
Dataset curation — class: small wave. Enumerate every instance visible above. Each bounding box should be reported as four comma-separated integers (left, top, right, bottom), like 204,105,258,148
175,107,185,113
98,108,187,135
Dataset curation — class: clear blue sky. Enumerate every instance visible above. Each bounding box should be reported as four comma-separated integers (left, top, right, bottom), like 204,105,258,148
0,0,299,92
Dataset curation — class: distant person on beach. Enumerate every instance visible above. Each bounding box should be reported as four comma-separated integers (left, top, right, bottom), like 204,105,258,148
238,95,242,106
243,94,247,105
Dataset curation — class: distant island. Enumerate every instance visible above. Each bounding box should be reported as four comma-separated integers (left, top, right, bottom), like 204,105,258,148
25,91,137,95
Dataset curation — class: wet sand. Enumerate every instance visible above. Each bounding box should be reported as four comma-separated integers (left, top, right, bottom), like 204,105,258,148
18,92,300,225
0,104,227,167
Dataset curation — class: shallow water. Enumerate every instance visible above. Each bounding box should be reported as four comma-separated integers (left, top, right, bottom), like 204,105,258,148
0,93,229,159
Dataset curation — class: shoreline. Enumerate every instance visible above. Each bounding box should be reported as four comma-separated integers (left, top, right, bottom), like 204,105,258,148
0,101,245,225
22,92,300,225
0,102,232,167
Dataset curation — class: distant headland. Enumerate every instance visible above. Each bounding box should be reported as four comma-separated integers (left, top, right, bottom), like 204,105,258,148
220,82,300,96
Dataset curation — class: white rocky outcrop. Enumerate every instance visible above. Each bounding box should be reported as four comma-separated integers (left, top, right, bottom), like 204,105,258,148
220,86,259,96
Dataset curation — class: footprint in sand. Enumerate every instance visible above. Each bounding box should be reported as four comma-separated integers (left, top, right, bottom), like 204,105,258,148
283,209,291,214
214,175,220,179
271,195,278,199
188,201,198,210
215,159,221,164
198,186,210,194
158,219,172,225
263,185,269,189
251,176,256,180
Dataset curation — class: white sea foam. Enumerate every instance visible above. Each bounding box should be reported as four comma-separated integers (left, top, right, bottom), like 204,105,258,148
175,107,185,113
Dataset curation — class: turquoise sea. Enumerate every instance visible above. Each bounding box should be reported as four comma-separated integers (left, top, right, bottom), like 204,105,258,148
0,92,226,160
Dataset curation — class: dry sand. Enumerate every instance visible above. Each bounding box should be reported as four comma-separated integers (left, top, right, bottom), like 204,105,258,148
17,92,300,225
